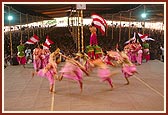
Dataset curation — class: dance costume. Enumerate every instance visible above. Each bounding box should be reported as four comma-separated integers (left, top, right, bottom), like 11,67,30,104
33,48,42,71
37,63,57,85
17,44,26,65
120,52,137,78
59,60,83,82
142,42,150,62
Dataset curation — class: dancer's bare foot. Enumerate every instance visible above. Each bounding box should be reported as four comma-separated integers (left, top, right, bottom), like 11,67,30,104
32,72,35,78
124,82,129,85
49,90,56,94
79,81,83,93
58,75,63,81
49,84,54,93
49,88,53,93
110,83,114,90
124,77,130,85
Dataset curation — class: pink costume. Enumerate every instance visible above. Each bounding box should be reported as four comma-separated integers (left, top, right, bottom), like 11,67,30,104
142,42,150,62
36,48,59,86
136,50,143,65
41,49,50,68
59,60,83,82
90,33,98,46
92,59,113,88
37,64,57,85
44,52,50,67
103,55,114,66
136,44,143,65
17,57,26,65
143,49,150,62
33,48,42,71
130,43,137,63
122,64,137,78
97,67,113,86
120,52,137,78
87,33,98,59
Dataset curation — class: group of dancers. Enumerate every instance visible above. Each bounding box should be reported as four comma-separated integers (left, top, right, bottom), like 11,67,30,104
31,45,138,93
124,39,150,65
30,24,141,93
16,24,153,94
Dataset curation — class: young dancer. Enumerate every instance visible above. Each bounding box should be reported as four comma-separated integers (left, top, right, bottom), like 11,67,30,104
17,42,26,68
89,58,119,90
119,51,138,85
58,53,89,92
32,48,61,93
33,44,43,71
135,42,143,65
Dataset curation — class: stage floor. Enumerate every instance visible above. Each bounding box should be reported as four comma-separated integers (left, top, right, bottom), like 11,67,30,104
3,60,165,113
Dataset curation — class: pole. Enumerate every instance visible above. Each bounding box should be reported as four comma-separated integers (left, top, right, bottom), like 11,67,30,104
128,11,131,39
26,14,30,39
75,14,78,46
77,11,80,52
119,13,121,42
8,7,13,56
36,16,38,36
39,17,42,38
20,13,22,43
81,10,84,52
112,15,113,40
32,16,34,35
42,17,44,36
143,5,146,34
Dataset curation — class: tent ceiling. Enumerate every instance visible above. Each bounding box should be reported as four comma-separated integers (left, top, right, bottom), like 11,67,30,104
4,3,164,26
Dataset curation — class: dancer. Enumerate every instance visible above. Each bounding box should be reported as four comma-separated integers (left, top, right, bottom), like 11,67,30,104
135,42,143,65
103,51,115,66
81,52,93,73
104,50,122,67
86,24,98,59
33,44,43,71
74,52,92,73
58,53,89,92
142,40,150,62
17,42,26,68
32,48,61,93
86,23,103,59
89,58,120,90
41,48,51,68
89,23,98,47
119,51,138,85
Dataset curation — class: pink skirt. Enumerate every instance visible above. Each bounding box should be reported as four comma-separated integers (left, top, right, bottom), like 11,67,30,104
122,65,137,78
41,55,49,68
59,62,83,81
98,68,112,82
37,69,55,85
33,59,41,70
17,56,26,65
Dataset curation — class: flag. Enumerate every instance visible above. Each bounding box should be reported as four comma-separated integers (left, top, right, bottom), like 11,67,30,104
138,33,154,42
25,34,39,44
145,37,155,41
43,35,54,49
91,14,107,35
43,43,50,49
